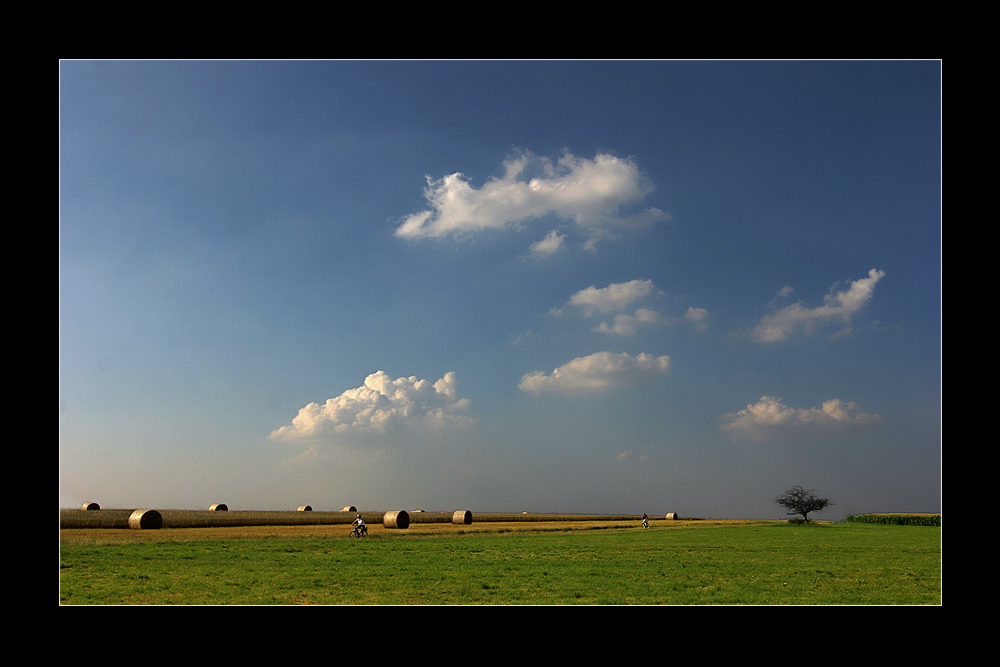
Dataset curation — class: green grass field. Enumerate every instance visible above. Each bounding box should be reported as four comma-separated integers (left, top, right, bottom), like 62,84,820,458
59,519,941,605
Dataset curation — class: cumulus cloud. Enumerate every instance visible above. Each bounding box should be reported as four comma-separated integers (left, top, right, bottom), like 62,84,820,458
529,229,566,257
556,279,707,336
567,279,658,316
395,150,670,249
518,351,671,394
270,371,473,442
719,395,882,441
751,269,886,342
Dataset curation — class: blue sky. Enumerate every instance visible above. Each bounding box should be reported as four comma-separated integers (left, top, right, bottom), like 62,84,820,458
59,60,941,520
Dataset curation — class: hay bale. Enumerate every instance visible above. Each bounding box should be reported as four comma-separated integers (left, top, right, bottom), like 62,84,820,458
128,509,163,530
208,503,228,511
383,510,410,529
81,502,100,511
665,512,680,520
342,505,357,512
297,505,313,512
452,509,473,525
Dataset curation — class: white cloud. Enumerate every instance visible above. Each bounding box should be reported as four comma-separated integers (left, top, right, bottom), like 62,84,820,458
683,307,709,332
270,371,473,442
719,395,882,441
395,150,669,248
593,307,666,336
518,351,671,394
568,279,658,316
559,280,707,336
751,269,886,342
529,229,566,257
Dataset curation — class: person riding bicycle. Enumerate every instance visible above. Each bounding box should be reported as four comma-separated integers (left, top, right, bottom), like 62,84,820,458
352,514,367,536
641,513,649,528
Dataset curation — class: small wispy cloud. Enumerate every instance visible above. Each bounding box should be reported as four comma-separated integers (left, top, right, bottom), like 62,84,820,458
395,149,670,250
751,268,886,342
615,449,648,463
592,307,666,335
719,395,882,441
683,307,710,332
529,229,566,257
566,279,658,316
518,351,671,395
555,279,708,336
270,371,473,443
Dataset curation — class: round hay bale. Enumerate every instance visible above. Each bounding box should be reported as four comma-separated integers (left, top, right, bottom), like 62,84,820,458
81,502,100,511
342,505,357,512
297,505,313,512
208,503,228,511
452,509,473,525
128,509,163,530
665,512,680,520
383,510,410,529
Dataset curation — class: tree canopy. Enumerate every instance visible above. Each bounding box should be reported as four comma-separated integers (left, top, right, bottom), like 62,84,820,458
774,485,832,522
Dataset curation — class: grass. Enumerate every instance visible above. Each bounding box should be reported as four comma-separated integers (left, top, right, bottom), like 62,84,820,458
844,513,941,526
59,519,941,605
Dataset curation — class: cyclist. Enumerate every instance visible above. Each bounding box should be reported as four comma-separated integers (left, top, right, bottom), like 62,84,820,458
352,514,367,536
641,513,649,528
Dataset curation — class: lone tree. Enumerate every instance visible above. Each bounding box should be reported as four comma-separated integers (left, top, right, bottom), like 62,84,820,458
774,485,832,522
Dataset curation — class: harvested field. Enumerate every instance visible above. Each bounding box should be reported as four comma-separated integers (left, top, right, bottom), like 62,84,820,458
59,516,748,547
59,508,654,530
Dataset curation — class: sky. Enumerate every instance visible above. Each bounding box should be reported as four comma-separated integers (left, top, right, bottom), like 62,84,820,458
59,60,941,520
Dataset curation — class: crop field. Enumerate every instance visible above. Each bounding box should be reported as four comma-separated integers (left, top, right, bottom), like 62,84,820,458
59,515,941,605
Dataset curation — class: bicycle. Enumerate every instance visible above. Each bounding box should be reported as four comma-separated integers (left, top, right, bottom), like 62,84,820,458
349,524,368,538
